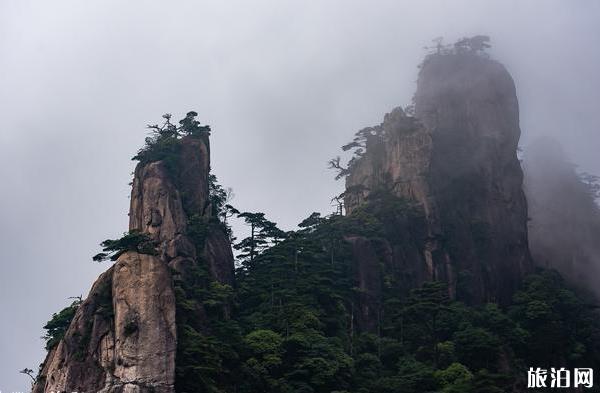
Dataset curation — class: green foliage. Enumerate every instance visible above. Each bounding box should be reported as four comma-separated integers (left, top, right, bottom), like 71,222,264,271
241,330,284,391
330,108,423,182
214,195,600,392
453,35,491,53
422,36,492,64
245,329,283,355
67,169,600,393
170,160,243,393
234,212,285,267
69,117,600,392
173,259,236,393
330,126,386,181
203,282,235,319
92,230,157,262
43,299,81,350
452,327,499,370
175,324,224,393
434,362,473,392
19,368,36,383
132,112,210,165
209,174,238,240
43,180,597,393
508,270,600,367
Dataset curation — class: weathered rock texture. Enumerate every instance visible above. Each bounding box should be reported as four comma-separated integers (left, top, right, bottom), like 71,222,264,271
345,53,533,305
33,268,115,393
33,136,234,393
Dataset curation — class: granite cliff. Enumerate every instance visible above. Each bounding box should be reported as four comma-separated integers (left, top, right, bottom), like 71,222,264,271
31,40,600,393
344,50,533,306
33,128,234,393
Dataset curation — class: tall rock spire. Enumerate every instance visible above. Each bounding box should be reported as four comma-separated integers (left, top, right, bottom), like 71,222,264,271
33,130,234,393
345,50,532,305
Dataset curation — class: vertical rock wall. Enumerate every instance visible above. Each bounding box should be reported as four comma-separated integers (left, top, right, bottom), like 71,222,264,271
345,53,532,305
33,136,234,393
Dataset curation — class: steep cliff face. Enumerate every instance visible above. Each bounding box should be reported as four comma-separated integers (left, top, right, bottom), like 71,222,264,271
33,268,115,393
33,135,234,393
345,52,532,305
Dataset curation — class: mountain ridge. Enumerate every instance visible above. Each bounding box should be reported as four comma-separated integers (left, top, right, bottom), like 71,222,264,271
32,39,600,393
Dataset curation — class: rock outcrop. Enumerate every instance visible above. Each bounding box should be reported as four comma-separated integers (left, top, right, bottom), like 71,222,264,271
33,135,234,393
33,268,115,393
345,52,533,305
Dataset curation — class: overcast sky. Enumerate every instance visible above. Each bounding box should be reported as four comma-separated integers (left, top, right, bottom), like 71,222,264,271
1,1,599,391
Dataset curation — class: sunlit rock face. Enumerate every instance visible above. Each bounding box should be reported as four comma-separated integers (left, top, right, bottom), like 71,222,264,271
33,136,234,393
33,268,115,393
345,52,532,306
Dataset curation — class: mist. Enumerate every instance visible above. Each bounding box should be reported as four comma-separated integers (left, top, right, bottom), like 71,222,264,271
1,1,600,391
524,137,600,298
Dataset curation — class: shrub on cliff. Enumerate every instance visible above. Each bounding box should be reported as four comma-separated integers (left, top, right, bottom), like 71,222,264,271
42,299,81,350
92,230,157,262
132,111,210,165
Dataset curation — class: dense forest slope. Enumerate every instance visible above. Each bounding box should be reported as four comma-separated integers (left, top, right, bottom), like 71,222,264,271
33,38,600,393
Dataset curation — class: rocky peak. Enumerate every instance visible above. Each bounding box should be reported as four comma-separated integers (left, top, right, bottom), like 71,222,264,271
345,51,532,305
33,131,234,393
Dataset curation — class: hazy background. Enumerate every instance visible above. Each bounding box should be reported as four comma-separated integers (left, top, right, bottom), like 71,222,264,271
1,0,599,391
